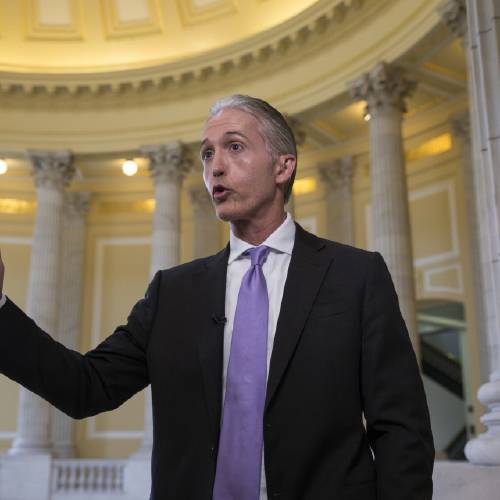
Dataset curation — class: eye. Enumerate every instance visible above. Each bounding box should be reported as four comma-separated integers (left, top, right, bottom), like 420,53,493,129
201,148,214,161
229,142,243,152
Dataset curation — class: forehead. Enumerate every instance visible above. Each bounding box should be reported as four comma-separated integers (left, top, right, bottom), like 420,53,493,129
202,107,261,141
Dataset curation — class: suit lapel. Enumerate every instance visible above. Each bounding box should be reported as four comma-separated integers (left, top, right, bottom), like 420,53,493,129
265,224,334,411
196,245,229,442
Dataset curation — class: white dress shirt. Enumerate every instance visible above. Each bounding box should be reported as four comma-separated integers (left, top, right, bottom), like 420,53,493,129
223,212,296,500
0,213,296,499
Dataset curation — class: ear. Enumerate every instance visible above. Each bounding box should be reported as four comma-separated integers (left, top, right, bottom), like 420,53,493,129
275,154,296,187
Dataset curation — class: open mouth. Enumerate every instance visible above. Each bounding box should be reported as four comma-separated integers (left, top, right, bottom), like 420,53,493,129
213,185,230,201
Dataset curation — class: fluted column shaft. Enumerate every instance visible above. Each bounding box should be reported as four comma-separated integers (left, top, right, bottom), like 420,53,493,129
350,62,419,355
441,0,500,464
9,150,75,456
319,157,354,245
136,141,192,455
51,192,90,458
189,186,220,258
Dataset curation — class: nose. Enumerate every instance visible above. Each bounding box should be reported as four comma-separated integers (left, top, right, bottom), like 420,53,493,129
211,151,226,178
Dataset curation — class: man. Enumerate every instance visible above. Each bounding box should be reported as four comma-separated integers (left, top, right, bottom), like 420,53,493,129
0,95,434,499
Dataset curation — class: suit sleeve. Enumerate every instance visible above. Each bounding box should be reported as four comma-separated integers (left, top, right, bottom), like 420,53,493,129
361,252,434,500
0,270,161,419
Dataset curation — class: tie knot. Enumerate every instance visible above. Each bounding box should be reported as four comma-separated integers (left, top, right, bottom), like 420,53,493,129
247,245,270,267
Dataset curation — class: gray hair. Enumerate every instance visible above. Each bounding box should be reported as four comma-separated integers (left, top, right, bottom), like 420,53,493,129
208,94,297,203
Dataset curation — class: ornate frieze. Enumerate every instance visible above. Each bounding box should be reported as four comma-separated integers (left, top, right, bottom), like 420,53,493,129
0,0,367,97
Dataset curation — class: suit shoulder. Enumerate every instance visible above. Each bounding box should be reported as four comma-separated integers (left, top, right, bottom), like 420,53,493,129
321,237,374,262
156,251,224,280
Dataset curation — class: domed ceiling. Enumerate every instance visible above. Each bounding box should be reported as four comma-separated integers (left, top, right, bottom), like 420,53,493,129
0,0,319,73
0,0,465,157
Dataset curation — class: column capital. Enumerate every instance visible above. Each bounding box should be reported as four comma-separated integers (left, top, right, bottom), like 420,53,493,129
349,62,417,114
64,192,91,219
450,112,470,144
142,141,193,184
285,115,307,147
28,150,75,190
438,0,467,40
189,185,213,210
319,157,354,189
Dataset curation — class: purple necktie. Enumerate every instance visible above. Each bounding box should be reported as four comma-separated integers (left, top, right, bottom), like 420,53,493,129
213,245,271,500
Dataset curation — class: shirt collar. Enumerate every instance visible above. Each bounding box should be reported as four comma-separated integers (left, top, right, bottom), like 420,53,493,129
228,212,296,264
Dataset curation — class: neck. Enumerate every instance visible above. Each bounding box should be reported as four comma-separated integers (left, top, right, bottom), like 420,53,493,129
231,209,287,246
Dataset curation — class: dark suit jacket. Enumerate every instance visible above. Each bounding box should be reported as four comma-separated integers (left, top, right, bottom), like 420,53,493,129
0,224,434,499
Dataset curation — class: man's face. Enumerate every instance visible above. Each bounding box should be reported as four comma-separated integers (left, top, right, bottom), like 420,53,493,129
201,107,294,223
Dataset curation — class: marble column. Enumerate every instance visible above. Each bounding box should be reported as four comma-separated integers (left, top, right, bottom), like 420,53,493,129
319,156,354,245
450,112,482,440
442,0,500,465
51,192,90,458
8,150,75,456
189,186,220,258
349,62,419,355
137,141,192,456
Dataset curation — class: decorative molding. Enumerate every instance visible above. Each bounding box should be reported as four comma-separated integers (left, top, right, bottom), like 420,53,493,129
1,0,368,95
176,0,237,26
0,198,37,215
365,179,460,266
0,431,16,440
423,262,464,294
0,236,33,245
87,420,144,440
88,236,151,440
100,0,163,39
25,0,84,41
410,180,460,267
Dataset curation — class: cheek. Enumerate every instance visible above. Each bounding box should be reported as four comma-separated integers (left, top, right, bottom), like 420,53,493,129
202,167,210,187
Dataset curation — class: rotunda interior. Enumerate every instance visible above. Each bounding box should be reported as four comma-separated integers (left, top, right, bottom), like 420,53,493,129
1,2,499,498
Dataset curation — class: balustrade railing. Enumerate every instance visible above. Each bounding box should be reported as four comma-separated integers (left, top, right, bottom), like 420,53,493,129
51,459,126,496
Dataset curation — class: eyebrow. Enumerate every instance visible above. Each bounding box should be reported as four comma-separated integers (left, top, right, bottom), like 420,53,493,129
200,130,249,150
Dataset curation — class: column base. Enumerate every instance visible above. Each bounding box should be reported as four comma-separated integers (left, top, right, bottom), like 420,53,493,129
465,371,500,465
7,438,53,457
434,460,500,500
0,454,51,500
124,454,152,500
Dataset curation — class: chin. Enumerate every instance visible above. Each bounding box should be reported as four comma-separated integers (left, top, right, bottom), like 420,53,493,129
214,203,247,222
